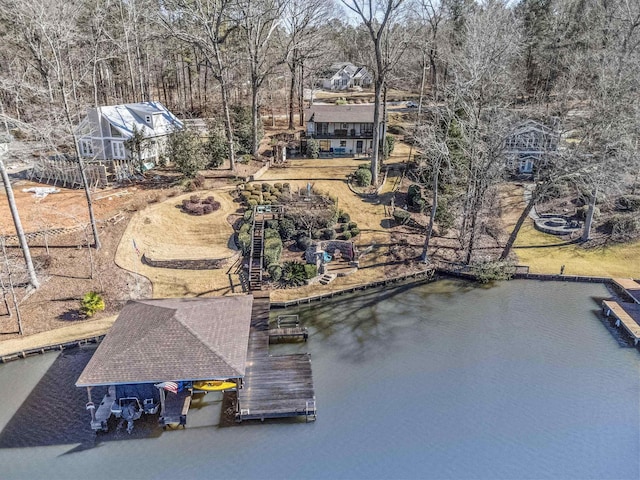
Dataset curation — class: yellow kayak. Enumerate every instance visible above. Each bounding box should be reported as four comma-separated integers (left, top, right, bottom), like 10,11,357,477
193,380,236,392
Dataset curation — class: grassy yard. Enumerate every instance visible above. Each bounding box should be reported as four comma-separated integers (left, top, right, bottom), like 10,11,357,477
501,184,640,277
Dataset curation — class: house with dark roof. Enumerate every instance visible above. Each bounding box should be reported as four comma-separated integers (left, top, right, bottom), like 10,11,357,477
505,119,559,175
305,104,385,155
76,296,253,431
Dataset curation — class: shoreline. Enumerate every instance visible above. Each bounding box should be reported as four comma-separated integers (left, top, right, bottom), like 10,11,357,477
3,271,637,363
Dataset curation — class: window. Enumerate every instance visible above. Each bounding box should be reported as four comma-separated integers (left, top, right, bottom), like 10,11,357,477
145,115,152,125
112,141,126,159
342,123,348,129
340,140,347,147
80,139,94,156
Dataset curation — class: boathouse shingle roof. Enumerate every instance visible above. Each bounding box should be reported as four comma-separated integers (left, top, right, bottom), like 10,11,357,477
76,296,253,387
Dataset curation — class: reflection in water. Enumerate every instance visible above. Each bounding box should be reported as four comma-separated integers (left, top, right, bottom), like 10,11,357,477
0,279,638,480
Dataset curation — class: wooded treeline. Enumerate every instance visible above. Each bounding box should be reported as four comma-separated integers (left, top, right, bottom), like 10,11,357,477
1,0,639,266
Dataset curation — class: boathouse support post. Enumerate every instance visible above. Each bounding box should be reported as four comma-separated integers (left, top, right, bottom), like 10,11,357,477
86,387,96,423
159,388,166,417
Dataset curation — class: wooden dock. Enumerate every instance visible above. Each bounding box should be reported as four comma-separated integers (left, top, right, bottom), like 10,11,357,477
269,314,308,342
602,300,640,345
612,278,640,304
237,292,316,421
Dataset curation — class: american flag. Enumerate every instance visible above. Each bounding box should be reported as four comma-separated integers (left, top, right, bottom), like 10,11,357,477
155,381,178,394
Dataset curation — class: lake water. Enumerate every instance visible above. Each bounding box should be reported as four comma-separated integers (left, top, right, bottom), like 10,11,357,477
0,279,638,480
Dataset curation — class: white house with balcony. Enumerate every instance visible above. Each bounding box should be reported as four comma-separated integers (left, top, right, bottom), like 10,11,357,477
319,63,373,91
75,101,183,181
306,104,385,156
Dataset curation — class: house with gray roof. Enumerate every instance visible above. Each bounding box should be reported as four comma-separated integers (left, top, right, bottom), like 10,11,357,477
74,101,183,182
305,104,385,155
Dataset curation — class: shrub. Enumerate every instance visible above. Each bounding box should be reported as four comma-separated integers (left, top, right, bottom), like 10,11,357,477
350,227,360,237
602,214,639,241
274,183,283,190
304,264,318,279
342,223,350,232
268,264,283,282
322,228,337,240
283,183,290,189
382,134,395,159
203,196,216,204
296,235,312,250
338,211,350,223
348,221,358,229
81,292,105,317
393,209,411,225
262,182,271,192
470,260,515,284
266,219,279,230
202,204,213,214
307,139,320,158
190,195,200,203
247,199,258,207
279,217,297,240
353,167,371,186
615,195,640,212
239,222,251,234
192,204,204,215
210,201,221,211
240,191,252,200
243,209,254,222
264,228,280,239
311,229,323,239
343,231,352,240
282,261,308,286
435,196,455,235
237,231,251,253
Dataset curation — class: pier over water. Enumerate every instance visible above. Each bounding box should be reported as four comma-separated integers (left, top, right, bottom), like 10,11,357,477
236,292,316,421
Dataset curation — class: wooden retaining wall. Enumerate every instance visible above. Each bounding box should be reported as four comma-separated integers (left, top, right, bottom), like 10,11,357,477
271,268,436,308
0,335,104,364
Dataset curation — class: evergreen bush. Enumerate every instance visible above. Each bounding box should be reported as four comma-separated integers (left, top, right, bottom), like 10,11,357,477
81,292,105,317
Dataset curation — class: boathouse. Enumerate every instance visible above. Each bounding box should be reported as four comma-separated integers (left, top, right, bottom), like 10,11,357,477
76,293,316,432
76,296,253,431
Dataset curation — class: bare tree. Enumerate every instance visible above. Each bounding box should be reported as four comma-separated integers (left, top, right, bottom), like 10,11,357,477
281,0,336,129
341,0,407,185
159,0,239,171
0,137,39,289
236,0,288,155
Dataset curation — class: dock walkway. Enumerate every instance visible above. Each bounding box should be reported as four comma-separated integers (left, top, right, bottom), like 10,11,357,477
602,300,640,345
237,292,316,421
612,278,640,304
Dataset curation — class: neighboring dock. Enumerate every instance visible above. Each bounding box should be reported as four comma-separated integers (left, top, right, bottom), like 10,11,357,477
602,300,640,345
236,292,316,422
612,278,640,304
268,314,308,342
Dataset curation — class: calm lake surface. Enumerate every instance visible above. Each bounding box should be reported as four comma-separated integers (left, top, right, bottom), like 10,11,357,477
0,279,638,480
